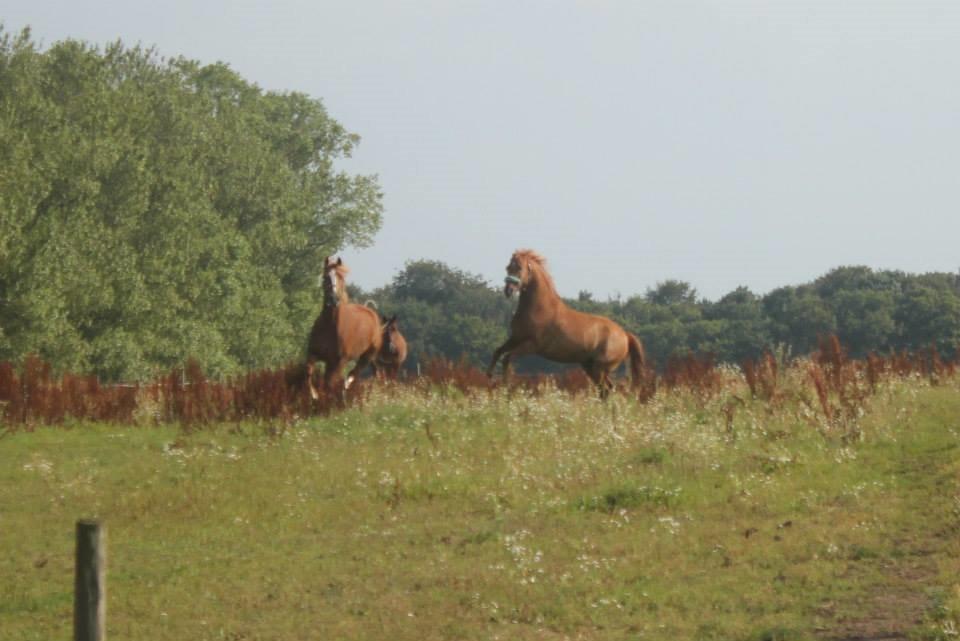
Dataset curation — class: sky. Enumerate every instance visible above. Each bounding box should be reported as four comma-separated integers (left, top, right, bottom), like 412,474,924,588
5,1,960,301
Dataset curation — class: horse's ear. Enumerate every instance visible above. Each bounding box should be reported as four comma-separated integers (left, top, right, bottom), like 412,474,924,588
381,315,388,323
390,315,397,323
336,257,343,266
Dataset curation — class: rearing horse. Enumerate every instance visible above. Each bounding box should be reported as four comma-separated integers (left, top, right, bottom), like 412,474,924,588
305,257,382,399
487,249,646,399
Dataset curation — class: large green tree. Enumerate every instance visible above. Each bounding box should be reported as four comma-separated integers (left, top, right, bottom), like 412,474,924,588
0,28,382,380
763,286,836,355
895,278,960,353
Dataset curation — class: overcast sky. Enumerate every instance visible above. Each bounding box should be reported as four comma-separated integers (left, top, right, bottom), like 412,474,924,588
6,1,960,300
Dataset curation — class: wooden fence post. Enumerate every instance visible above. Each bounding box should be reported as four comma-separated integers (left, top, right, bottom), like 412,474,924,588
74,519,106,641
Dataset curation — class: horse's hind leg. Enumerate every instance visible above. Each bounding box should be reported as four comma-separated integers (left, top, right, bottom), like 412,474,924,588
345,348,378,389
599,362,620,400
582,361,614,400
599,371,614,400
582,361,602,397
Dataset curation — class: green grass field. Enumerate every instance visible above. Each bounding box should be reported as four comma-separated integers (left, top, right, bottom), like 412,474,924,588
2,369,959,640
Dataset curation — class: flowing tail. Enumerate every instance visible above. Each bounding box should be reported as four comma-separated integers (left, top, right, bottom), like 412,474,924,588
627,332,646,388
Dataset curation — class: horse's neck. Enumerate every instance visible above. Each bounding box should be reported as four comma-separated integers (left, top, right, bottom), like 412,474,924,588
318,302,338,329
518,271,564,318
322,287,338,312
322,278,347,311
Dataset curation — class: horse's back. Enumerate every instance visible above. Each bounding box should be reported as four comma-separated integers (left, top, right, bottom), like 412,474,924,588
338,303,382,355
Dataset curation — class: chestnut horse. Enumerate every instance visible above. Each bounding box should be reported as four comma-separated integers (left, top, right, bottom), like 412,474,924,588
305,257,382,399
376,315,408,379
487,249,646,399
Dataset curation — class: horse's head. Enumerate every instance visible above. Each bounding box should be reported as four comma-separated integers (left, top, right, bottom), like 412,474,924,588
381,315,401,354
322,256,348,303
503,250,541,298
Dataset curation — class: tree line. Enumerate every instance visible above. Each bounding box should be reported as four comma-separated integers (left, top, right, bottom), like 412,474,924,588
354,261,960,374
2,28,958,381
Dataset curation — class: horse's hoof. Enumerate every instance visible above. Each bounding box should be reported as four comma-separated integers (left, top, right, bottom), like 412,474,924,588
344,376,355,390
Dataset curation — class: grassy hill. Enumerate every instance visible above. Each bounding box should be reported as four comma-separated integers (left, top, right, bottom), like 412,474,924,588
2,367,959,640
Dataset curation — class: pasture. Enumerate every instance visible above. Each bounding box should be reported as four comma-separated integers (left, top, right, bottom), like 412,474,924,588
2,364,959,640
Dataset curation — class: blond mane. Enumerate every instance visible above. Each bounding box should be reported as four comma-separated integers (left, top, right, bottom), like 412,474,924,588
512,249,557,295
335,265,350,303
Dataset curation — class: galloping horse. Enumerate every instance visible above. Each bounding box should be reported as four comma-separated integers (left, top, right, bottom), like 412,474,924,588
487,249,646,399
376,315,408,379
305,257,382,399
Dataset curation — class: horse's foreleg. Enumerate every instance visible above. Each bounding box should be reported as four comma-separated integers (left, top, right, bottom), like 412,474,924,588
306,358,319,400
487,336,526,378
486,344,508,378
502,339,537,384
324,358,345,393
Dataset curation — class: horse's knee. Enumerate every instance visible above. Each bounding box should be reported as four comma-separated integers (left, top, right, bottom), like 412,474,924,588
305,361,319,399
324,367,340,391
502,355,514,380
486,353,502,378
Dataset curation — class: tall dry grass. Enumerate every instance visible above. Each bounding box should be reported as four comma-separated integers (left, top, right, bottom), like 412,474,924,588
1,336,956,429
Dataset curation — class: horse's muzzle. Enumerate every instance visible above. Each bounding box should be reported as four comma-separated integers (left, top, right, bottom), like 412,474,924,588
504,275,521,298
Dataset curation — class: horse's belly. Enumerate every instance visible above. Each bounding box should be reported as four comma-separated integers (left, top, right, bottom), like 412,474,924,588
535,324,624,365
535,335,596,364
